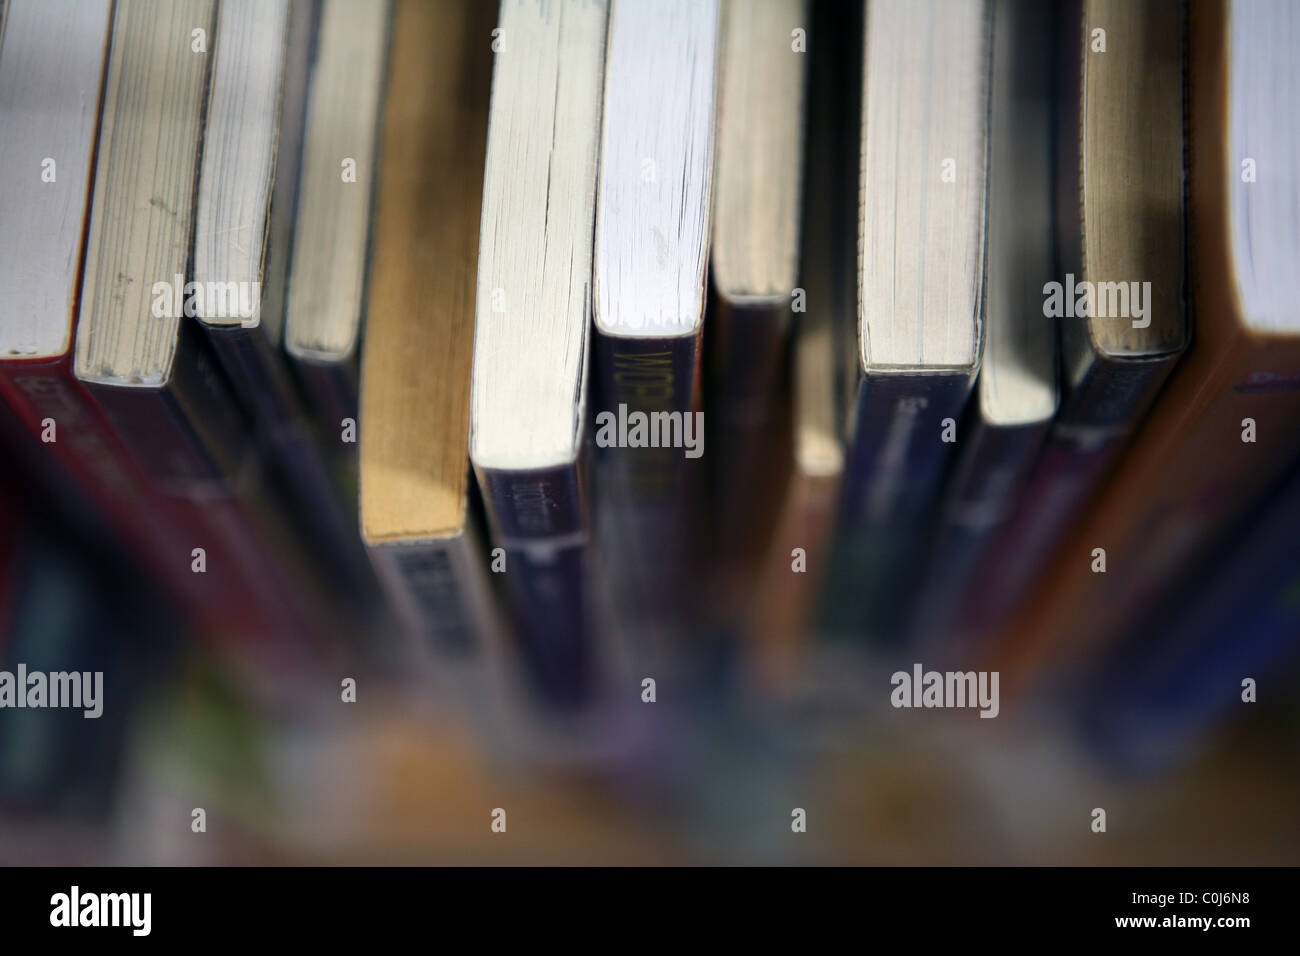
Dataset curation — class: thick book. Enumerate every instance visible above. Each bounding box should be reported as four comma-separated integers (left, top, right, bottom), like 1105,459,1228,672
0,0,252,639
470,0,608,710
72,0,335,665
359,0,510,723
193,0,380,617
822,0,991,645
705,0,808,609
590,0,719,654
994,0,1300,684
962,0,1189,638
910,0,1059,656
283,0,390,433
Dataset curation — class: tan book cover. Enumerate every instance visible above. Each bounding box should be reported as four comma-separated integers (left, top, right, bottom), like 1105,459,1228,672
358,0,501,682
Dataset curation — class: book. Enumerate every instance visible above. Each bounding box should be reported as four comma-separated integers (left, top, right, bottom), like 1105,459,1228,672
470,0,608,710
590,0,719,652
283,0,390,433
748,0,852,696
750,286,843,696
193,0,380,616
0,0,244,638
72,0,334,663
910,0,1059,655
1078,462,1300,772
994,0,1300,684
359,0,509,721
706,0,808,614
193,0,298,335
0,0,111,369
822,0,991,645
961,0,1188,639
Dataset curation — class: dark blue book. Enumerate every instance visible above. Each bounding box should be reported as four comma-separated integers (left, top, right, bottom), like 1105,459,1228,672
821,0,993,646
910,0,1059,657
1078,462,1300,771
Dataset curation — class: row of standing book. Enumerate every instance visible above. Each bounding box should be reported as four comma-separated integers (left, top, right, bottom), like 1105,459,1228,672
1,0,1298,786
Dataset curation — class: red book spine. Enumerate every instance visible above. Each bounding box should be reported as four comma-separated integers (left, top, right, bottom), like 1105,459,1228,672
0,355,284,641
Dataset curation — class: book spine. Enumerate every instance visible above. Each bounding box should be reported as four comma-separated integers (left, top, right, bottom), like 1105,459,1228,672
476,463,586,548
1078,462,1300,771
0,358,234,632
999,336,1300,681
590,329,702,636
707,298,790,433
81,327,337,662
288,355,358,443
823,371,974,643
83,380,307,645
705,298,795,613
371,539,482,659
475,462,592,709
911,415,1049,655
750,465,841,696
964,352,1179,638
592,330,702,441
202,326,377,610
1048,0,1289,639
368,525,513,730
